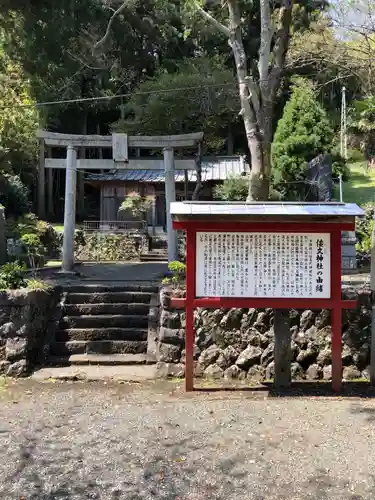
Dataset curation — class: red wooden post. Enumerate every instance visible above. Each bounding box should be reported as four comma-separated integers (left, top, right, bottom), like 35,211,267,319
331,229,343,392
185,228,196,391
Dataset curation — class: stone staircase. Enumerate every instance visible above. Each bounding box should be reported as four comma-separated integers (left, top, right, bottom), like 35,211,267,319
140,235,168,262
49,284,158,366
140,249,168,262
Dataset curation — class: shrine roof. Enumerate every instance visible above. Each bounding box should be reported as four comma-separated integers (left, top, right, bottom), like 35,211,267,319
170,202,364,217
85,156,247,183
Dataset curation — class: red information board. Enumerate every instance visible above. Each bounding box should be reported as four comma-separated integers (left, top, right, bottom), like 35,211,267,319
171,202,364,392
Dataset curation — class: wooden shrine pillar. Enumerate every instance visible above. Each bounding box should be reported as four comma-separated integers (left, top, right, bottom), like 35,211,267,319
151,193,157,236
47,147,54,218
77,154,85,217
274,310,292,387
164,147,178,262
38,140,46,219
62,145,77,273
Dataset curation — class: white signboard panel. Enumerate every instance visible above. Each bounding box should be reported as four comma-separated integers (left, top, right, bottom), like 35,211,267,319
196,232,331,298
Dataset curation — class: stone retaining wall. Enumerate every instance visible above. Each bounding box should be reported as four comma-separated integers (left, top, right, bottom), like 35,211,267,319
0,288,62,376
156,286,371,381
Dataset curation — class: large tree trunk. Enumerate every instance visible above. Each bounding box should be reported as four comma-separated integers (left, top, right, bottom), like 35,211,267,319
192,0,294,201
228,0,269,200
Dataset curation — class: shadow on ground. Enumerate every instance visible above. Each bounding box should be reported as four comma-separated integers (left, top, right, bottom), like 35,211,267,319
2,429,373,499
193,381,375,398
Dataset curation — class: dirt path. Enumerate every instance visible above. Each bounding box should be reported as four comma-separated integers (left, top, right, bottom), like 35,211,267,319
0,379,374,499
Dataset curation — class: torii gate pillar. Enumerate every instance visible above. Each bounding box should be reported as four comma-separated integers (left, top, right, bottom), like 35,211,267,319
61,145,77,273
164,147,178,262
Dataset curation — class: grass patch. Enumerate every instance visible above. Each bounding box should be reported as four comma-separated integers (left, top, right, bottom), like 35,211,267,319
342,161,375,205
50,223,64,232
26,279,52,291
50,223,82,233
45,260,62,267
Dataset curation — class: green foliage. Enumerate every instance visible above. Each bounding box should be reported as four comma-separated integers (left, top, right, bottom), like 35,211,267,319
114,56,239,153
355,203,374,256
162,261,186,290
331,152,350,182
118,192,153,219
20,232,42,251
7,213,61,258
349,97,375,159
25,278,52,291
75,233,141,262
0,29,38,204
0,261,26,289
20,232,45,271
0,175,30,216
214,176,283,201
271,78,335,200
214,176,248,201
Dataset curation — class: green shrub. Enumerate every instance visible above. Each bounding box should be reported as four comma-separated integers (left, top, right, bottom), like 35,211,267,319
271,78,335,200
20,233,45,271
214,176,282,202
214,176,248,201
0,261,27,289
75,233,141,261
26,278,52,291
0,175,30,217
356,203,374,256
118,192,152,219
331,152,350,182
162,261,186,290
6,214,61,259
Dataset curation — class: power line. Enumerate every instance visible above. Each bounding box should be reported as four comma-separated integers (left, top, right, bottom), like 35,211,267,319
0,82,238,110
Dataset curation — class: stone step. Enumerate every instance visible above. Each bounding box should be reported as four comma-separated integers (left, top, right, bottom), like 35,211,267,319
60,314,149,329
49,353,149,366
50,340,148,356
65,291,153,305
63,284,158,294
140,254,168,262
56,328,148,342
63,303,150,316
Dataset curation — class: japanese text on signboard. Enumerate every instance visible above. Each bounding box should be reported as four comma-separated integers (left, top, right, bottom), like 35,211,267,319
196,232,330,298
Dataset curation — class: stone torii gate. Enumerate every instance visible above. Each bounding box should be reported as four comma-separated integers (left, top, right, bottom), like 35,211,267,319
36,130,203,273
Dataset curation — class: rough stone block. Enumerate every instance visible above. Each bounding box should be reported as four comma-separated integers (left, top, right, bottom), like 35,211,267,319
343,365,361,380
236,346,262,370
204,363,223,379
0,322,17,338
156,362,185,378
5,337,27,362
224,365,245,380
159,326,185,346
323,365,332,380
197,344,220,369
6,359,27,377
247,365,266,382
158,343,181,363
306,363,322,380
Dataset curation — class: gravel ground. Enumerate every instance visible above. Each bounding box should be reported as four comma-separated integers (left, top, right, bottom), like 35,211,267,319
0,380,375,500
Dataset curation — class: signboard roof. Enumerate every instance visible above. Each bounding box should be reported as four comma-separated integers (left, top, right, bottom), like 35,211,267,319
170,202,364,217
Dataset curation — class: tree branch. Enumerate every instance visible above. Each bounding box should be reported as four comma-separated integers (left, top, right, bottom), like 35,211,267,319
246,76,260,115
268,0,293,101
94,0,129,50
193,1,231,37
258,0,273,88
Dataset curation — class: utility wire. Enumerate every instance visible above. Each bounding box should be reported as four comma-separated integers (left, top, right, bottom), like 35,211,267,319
1,66,348,111
0,82,238,110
